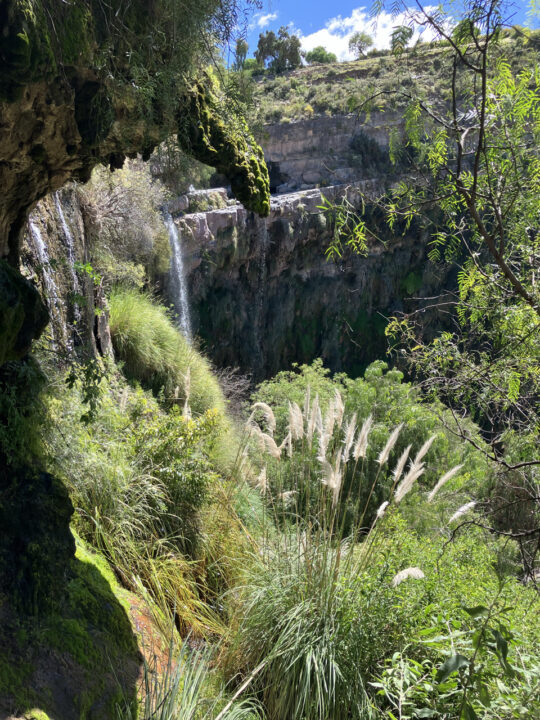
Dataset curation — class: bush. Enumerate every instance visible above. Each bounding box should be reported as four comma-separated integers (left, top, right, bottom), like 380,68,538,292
252,360,490,532
78,161,170,288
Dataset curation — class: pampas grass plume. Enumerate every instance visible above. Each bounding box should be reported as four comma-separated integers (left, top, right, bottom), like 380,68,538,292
353,414,372,461
392,444,412,485
413,434,436,464
394,461,425,503
428,464,464,502
449,501,476,524
392,567,425,587
251,402,276,436
377,423,403,465
288,401,304,440
342,412,357,463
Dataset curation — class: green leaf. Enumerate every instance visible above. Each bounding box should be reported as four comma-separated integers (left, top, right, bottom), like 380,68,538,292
463,605,489,618
461,702,478,720
436,654,469,684
415,709,438,718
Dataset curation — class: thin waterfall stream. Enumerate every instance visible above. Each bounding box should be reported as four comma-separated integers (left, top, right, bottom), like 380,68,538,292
27,215,64,347
165,212,192,340
255,216,269,364
54,192,81,324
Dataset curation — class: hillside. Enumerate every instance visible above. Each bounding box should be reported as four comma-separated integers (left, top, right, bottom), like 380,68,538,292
250,30,540,124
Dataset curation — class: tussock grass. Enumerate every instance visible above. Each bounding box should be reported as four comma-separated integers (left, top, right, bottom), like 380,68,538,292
109,288,225,417
119,634,263,720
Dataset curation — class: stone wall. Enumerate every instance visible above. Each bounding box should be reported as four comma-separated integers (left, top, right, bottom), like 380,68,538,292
262,111,403,193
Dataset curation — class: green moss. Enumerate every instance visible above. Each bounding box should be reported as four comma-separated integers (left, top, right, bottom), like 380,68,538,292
24,710,52,720
179,80,270,217
0,535,140,717
43,534,137,668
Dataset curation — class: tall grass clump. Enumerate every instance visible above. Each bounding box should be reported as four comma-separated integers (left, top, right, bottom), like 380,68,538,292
108,288,244,475
225,390,445,720
109,288,226,417
120,635,262,720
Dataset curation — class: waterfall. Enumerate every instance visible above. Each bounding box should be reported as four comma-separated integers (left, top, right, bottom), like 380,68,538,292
28,216,64,346
254,217,269,363
54,192,81,323
165,212,192,339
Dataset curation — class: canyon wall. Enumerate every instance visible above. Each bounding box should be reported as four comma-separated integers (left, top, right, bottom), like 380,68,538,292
262,111,402,193
171,184,454,381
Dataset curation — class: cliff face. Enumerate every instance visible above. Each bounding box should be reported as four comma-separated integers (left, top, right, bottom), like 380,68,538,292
170,184,454,381
0,0,269,367
263,112,401,193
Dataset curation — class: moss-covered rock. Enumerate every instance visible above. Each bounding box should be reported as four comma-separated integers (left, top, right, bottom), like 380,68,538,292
0,536,141,720
179,80,270,217
0,260,48,366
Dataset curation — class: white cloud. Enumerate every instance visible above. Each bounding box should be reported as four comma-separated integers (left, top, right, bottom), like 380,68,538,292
299,6,439,61
251,12,278,30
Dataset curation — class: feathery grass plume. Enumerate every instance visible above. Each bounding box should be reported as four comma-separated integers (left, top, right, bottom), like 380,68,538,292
279,490,297,506
353,414,372,460
321,453,343,507
262,433,281,460
413,434,436,464
306,394,320,446
376,501,389,519
449,501,476,524
288,401,304,441
394,461,425,504
251,401,276,436
428,464,464,502
333,389,345,429
377,423,403,465
256,466,268,493
392,567,425,587
392,444,411,485
183,367,191,418
318,403,336,462
342,412,357,463
314,402,323,437
247,422,266,453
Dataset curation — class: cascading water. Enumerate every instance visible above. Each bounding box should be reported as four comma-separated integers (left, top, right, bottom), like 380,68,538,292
165,212,192,340
54,192,81,323
28,216,65,347
254,217,269,361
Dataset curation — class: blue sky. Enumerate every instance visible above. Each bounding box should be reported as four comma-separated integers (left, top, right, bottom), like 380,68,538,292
242,2,539,60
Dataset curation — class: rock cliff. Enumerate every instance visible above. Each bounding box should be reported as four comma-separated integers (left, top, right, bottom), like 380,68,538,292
263,111,401,193
169,184,454,380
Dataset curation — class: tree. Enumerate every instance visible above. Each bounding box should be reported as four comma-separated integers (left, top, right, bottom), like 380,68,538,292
234,38,249,70
390,24,414,54
348,31,374,58
255,26,302,72
334,0,540,577
305,46,338,64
